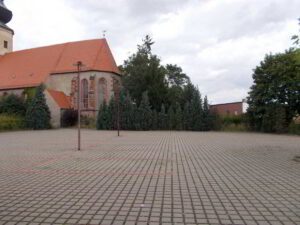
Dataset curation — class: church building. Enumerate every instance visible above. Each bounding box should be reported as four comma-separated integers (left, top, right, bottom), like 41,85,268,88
0,0,121,127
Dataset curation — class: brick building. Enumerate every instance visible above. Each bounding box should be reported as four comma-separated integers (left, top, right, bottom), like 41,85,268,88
0,0,121,127
209,101,248,116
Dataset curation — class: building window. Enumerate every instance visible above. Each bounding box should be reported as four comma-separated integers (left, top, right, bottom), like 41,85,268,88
81,79,89,109
4,41,8,49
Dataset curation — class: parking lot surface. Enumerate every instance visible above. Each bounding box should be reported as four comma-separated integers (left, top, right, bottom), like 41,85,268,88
0,130,299,225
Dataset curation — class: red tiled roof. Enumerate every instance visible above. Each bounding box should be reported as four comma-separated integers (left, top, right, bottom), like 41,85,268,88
47,89,71,109
0,39,120,90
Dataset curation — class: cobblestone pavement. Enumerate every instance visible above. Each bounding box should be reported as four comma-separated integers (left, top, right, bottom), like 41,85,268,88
0,130,299,225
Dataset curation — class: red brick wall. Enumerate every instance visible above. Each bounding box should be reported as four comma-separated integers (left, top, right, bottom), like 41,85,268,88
210,102,243,116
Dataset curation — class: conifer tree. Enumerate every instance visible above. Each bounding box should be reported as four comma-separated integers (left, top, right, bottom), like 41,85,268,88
175,102,183,130
121,93,134,130
152,110,158,130
168,105,176,130
190,88,203,131
25,84,51,129
158,104,167,130
108,97,116,130
96,101,110,130
202,95,210,131
139,91,152,130
183,102,191,130
133,103,141,130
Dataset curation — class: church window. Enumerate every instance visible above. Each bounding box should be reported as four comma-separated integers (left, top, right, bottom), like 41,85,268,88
81,79,89,109
4,41,8,49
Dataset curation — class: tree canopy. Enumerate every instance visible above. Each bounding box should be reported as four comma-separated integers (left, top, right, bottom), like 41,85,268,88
247,49,300,132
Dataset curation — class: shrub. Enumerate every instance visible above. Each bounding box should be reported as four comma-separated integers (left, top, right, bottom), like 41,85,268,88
0,114,25,131
25,84,51,130
61,109,78,127
288,121,300,135
0,94,26,116
81,115,96,129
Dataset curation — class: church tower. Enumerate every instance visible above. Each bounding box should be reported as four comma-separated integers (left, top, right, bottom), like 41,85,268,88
0,0,13,55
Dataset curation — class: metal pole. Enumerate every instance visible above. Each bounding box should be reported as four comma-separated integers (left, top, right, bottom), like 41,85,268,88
76,61,82,151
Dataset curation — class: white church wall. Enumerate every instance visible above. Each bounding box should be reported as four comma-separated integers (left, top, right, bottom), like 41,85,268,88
44,90,61,128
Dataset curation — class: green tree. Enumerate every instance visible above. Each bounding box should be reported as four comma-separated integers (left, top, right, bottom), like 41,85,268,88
25,84,51,129
174,102,183,130
121,93,134,130
96,101,110,130
168,105,176,130
152,110,158,130
190,88,203,131
202,95,211,131
121,35,168,111
165,64,190,87
183,102,191,130
108,97,116,130
139,91,152,130
158,104,167,130
247,49,300,132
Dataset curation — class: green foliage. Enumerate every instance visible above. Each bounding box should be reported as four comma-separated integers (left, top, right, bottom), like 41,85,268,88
139,91,152,130
61,109,77,127
0,94,26,116
81,115,96,129
97,101,111,130
174,103,183,130
261,104,287,133
25,84,51,130
183,102,191,130
247,49,300,133
0,114,25,131
165,64,190,87
202,96,211,131
288,121,300,135
167,105,176,130
190,88,203,131
158,104,167,130
152,110,158,130
120,93,134,130
121,35,167,111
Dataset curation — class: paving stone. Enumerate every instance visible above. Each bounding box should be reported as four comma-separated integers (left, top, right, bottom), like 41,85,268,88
0,130,299,225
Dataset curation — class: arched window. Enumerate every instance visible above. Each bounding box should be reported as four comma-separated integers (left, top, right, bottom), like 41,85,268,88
98,78,107,106
81,79,89,109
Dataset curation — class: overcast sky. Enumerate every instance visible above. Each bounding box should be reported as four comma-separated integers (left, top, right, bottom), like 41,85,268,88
7,0,299,104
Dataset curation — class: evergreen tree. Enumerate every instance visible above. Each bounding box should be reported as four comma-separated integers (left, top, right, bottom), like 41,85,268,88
96,101,110,130
25,84,51,130
175,102,183,130
108,97,116,130
167,105,176,130
183,102,191,130
133,103,141,130
202,96,210,131
152,110,158,130
190,88,203,131
122,35,168,111
158,104,167,130
121,93,134,130
139,91,152,130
